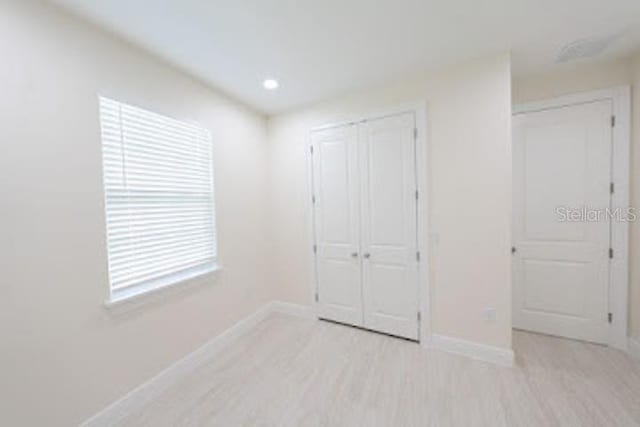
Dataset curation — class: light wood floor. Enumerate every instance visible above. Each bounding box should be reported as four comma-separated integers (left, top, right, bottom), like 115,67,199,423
120,313,640,427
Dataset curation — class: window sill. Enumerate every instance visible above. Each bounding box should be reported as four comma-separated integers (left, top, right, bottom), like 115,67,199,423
104,263,221,310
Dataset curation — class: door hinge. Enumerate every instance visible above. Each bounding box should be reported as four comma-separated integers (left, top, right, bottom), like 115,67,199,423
610,182,615,194
417,311,421,322
313,244,317,254
416,251,421,262
315,292,319,302
310,145,314,154
413,128,418,140
511,246,516,254
415,190,419,200
609,248,614,259
608,312,613,323
312,195,316,204
611,115,616,128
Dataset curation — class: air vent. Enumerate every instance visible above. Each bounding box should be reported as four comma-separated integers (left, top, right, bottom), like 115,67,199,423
556,34,618,63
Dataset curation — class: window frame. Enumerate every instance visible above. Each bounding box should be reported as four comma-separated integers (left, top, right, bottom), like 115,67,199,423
98,96,220,305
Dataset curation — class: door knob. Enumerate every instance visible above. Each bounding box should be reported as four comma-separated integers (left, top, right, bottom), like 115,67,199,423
363,253,371,259
351,252,359,258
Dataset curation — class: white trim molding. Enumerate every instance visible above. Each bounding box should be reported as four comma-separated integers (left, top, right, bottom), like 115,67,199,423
428,334,515,367
513,86,631,351
83,301,516,426
629,337,640,360
81,303,276,427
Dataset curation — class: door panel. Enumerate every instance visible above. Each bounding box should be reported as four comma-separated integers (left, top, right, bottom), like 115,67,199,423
360,113,419,340
513,100,611,344
522,259,588,317
312,124,363,327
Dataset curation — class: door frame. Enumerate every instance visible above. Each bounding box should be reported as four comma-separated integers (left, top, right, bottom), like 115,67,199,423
306,101,430,344
513,86,630,350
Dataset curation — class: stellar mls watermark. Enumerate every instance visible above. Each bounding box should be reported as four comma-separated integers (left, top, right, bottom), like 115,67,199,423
555,206,637,222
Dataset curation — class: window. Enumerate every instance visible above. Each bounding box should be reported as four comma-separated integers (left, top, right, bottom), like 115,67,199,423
99,96,218,302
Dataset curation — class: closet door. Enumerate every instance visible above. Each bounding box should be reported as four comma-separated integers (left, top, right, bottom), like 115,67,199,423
311,124,363,327
360,113,419,340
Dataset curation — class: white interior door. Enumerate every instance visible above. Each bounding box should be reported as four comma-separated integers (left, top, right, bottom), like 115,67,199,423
311,124,363,327
360,113,419,340
512,100,612,344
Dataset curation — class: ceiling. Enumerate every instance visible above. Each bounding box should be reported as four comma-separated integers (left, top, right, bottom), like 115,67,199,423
49,0,640,114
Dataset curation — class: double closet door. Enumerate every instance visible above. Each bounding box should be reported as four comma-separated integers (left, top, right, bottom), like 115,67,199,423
311,112,420,341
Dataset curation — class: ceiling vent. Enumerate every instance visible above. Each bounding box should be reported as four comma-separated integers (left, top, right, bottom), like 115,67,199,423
556,34,619,63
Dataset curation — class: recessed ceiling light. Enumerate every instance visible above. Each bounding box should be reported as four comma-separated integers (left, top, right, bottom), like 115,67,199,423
263,79,279,90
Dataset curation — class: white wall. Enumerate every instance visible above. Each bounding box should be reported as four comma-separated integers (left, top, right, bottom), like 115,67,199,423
513,57,640,340
512,59,631,103
267,53,513,349
631,56,640,340
0,1,272,425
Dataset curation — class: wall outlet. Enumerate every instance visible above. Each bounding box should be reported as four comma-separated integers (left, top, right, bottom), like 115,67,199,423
484,307,497,322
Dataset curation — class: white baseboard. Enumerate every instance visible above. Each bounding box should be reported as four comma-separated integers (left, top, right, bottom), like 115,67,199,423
629,336,640,360
84,300,516,425
81,302,275,427
270,301,315,319
428,334,515,367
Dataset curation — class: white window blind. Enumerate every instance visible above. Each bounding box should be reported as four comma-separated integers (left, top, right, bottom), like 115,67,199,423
99,96,217,300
